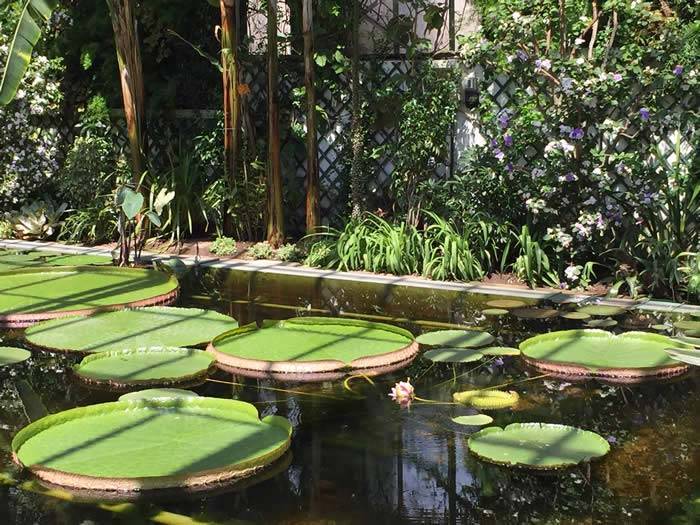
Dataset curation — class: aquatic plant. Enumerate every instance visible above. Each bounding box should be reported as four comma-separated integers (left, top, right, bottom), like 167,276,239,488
453,390,519,409
416,329,495,348
388,379,414,408
422,348,484,363
452,414,493,427
0,346,31,366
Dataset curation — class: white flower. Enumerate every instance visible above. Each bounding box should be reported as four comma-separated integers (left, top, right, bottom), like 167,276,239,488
565,265,582,281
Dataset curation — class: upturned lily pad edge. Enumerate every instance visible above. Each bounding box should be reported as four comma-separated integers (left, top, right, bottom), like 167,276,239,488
11,398,293,492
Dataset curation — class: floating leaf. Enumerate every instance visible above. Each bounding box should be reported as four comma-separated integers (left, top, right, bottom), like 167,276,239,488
512,308,558,320
452,414,493,427
485,299,526,309
0,346,31,366
416,329,494,348
673,336,700,347
585,318,618,328
73,347,215,387
520,330,693,377
664,348,700,366
453,390,519,409
481,346,520,356
210,317,417,378
12,398,292,492
26,307,237,353
423,348,484,363
577,305,626,317
674,320,700,331
482,308,509,317
468,423,610,469
119,388,200,401
560,311,591,320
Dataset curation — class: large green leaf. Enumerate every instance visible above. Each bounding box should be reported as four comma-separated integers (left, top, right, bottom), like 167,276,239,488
119,388,200,401
422,348,484,363
520,329,692,371
0,250,111,272
468,423,610,469
416,329,494,348
453,390,519,409
26,306,237,353
665,347,700,366
74,347,215,386
0,346,31,366
12,398,292,487
0,0,57,105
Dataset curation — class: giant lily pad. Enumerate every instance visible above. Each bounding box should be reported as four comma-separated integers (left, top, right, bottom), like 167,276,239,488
481,346,520,356
485,299,526,309
25,307,237,353
520,329,692,380
0,266,179,327
12,397,292,492
452,414,493,426
416,329,494,348
0,250,111,272
119,388,200,401
512,308,559,320
73,347,215,388
468,423,610,469
664,348,700,367
577,305,626,317
423,348,484,363
209,317,418,381
0,346,31,366
453,390,519,409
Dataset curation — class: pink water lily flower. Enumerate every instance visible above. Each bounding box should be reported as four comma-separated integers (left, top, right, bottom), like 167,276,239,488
389,379,415,407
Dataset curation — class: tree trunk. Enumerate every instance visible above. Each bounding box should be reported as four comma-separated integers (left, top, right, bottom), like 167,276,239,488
220,0,241,236
106,0,146,186
349,0,364,218
266,0,285,246
303,0,320,233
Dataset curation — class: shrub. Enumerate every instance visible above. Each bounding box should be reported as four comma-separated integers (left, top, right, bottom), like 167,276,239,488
8,199,67,240
0,219,13,239
248,241,275,260
275,243,301,262
59,205,116,245
303,238,338,268
210,236,237,256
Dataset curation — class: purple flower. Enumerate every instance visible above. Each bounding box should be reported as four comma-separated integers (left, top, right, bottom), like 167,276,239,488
535,58,551,71
559,124,572,135
494,148,505,161
569,128,584,140
606,435,618,444
639,107,650,121
516,50,529,62
503,134,513,147
612,73,623,82
673,64,683,76
497,111,511,129
564,172,576,182
505,162,514,172
490,139,498,148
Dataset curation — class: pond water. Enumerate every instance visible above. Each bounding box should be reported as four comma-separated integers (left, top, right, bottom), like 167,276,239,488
1,264,699,524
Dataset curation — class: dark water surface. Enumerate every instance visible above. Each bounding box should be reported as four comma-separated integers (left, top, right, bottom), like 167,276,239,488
1,266,698,524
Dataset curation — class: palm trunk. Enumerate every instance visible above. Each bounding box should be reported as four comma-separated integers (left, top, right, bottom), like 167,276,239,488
221,0,241,236
303,0,320,233
266,0,285,246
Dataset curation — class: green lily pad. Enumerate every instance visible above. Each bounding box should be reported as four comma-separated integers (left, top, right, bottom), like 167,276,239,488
0,266,178,320
482,308,509,317
485,299,526,309
416,329,495,348
453,390,519,409
423,348,484,363
0,251,111,272
26,307,238,353
585,318,618,328
664,348,700,366
452,414,493,426
520,330,693,376
119,389,200,401
674,320,700,331
468,423,610,469
0,346,31,366
481,346,521,356
577,305,626,317
673,336,700,347
43,254,112,267
560,311,591,320
12,398,292,491
210,318,416,377
74,347,215,387
512,308,559,320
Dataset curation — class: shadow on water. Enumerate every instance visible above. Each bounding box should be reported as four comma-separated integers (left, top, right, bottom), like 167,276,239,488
0,265,697,524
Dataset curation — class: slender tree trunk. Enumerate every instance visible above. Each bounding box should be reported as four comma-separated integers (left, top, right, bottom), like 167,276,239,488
106,0,146,185
349,0,364,218
106,0,146,265
303,0,320,233
266,0,285,246
221,0,241,236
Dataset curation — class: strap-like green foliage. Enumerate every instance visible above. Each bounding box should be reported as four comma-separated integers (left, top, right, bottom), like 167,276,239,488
0,0,57,105
416,329,494,348
0,346,31,366
520,329,693,370
422,348,484,363
213,317,413,364
468,423,610,469
0,266,177,314
452,414,493,427
26,307,238,353
674,320,700,331
74,347,215,384
453,390,519,409
12,398,292,480
665,347,700,366
119,389,200,401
